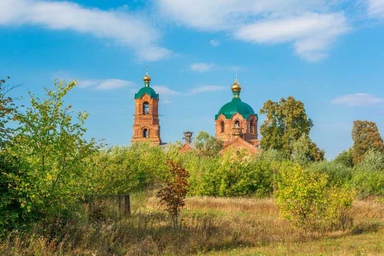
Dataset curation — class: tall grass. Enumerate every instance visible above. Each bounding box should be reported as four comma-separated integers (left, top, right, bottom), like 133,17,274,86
1,196,383,255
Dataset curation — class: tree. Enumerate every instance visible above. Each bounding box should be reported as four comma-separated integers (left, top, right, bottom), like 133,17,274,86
352,120,384,164
0,77,28,233
84,143,167,214
334,148,354,168
259,96,321,160
194,130,223,157
157,159,189,229
0,76,17,147
291,134,325,164
6,80,97,225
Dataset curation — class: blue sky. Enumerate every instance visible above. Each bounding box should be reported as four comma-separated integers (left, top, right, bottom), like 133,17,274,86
1,0,384,159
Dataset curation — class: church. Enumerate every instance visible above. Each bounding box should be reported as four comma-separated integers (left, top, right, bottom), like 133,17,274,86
131,72,259,154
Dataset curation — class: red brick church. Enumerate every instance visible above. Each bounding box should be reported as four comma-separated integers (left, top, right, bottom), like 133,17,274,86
131,72,259,154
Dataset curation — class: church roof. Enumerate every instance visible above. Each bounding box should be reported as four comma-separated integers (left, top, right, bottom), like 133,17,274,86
215,78,256,120
135,86,159,99
134,71,159,99
220,136,258,155
215,98,255,120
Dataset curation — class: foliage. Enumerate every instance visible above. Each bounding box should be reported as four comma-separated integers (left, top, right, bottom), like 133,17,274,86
183,149,275,197
0,154,31,234
84,143,167,195
275,163,355,231
354,148,384,172
291,134,325,165
0,76,17,147
309,160,352,187
157,159,189,229
351,149,384,197
334,148,354,168
351,169,384,197
4,80,97,229
256,149,285,163
194,130,223,157
259,96,322,161
352,120,384,164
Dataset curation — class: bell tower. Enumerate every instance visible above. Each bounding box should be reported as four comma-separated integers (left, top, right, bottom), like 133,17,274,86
131,71,161,145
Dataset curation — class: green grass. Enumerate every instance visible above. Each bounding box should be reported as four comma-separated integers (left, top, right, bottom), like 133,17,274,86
1,196,383,255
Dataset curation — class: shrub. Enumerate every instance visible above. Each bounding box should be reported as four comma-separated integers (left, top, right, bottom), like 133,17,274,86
309,161,352,187
351,170,384,197
275,163,355,231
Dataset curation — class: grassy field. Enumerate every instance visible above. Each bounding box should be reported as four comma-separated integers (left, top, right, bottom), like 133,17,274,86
1,196,383,255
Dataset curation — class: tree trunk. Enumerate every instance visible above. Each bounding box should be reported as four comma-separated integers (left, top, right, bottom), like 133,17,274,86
124,194,131,216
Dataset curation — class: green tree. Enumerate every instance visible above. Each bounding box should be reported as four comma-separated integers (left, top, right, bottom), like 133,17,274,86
194,130,223,157
6,80,97,225
355,148,384,172
334,148,354,168
291,134,325,164
0,76,17,147
352,120,384,164
85,143,166,195
259,96,322,160
0,77,28,233
84,143,167,214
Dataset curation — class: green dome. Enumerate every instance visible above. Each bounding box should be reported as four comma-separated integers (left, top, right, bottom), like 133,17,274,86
215,97,256,120
135,86,159,99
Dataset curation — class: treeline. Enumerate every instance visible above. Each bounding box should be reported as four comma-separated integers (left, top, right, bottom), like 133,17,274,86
1,79,384,235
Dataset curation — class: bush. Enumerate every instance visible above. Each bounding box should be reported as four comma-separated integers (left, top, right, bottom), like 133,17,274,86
351,170,384,197
309,161,352,187
190,149,274,197
275,163,355,231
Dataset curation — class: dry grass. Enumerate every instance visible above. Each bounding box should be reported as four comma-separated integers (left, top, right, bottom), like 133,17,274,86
1,196,383,255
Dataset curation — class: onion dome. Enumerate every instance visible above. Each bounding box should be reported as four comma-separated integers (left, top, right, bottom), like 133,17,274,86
143,73,151,84
215,78,256,120
135,71,159,99
231,79,242,95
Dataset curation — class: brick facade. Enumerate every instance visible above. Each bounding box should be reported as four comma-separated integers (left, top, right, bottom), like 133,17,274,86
131,74,162,145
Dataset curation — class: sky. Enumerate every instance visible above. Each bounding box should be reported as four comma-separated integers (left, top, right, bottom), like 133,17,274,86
1,0,384,159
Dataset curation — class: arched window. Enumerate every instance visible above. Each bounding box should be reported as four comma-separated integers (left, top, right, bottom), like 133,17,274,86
249,119,255,134
143,102,149,114
234,120,240,128
220,121,225,133
143,128,149,138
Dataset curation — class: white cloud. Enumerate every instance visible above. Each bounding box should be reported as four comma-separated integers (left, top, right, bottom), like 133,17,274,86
367,0,384,18
157,0,330,31
152,86,180,96
190,63,214,72
189,85,226,95
210,39,220,46
157,0,350,61
161,99,171,104
234,13,349,61
150,84,225,97
0,0,170,61
77,79,132,90
332,93,384,106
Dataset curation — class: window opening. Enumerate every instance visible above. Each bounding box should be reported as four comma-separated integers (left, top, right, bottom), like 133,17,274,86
220,121,225,133
249,120,255,133
143,129,149,138
143,102,149,114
